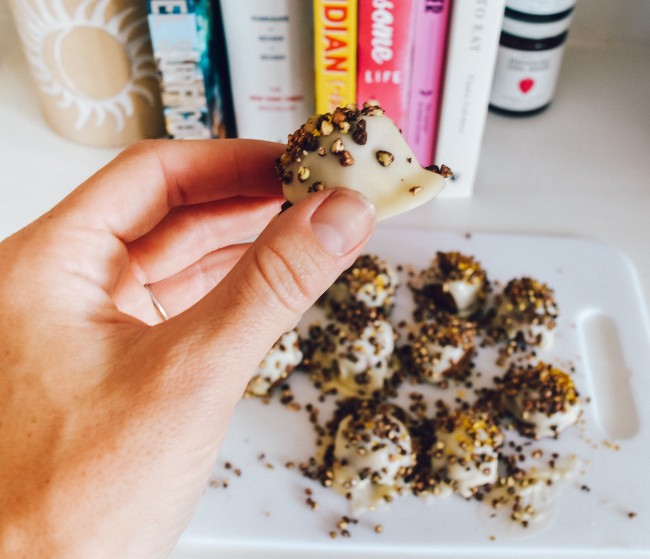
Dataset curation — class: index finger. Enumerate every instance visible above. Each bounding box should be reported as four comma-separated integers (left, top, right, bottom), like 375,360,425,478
59,139,285,243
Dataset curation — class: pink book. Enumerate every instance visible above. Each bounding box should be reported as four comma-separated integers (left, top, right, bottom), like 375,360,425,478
406,0,451,166
356,0,415,132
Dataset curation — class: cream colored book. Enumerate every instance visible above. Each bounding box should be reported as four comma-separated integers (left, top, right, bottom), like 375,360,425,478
220,0,315,142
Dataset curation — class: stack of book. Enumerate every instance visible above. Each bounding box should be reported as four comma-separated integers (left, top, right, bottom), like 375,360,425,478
147,0,506,198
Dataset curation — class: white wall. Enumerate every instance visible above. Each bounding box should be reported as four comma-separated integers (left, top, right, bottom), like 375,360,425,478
568,0,650,47
2,0,649,44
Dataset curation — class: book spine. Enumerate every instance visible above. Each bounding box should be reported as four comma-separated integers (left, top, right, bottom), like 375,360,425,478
405,0,451,166
220,0,315,142
147,0,227,139
313,0,358,113
356,0,414,131
435,0,505,198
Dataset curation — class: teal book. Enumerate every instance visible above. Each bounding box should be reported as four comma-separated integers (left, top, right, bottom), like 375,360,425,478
147,0,231,138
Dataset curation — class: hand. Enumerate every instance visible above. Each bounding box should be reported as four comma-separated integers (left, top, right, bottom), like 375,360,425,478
0,139,376,558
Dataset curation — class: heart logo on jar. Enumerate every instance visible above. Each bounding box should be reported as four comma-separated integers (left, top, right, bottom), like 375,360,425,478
519,78,535,94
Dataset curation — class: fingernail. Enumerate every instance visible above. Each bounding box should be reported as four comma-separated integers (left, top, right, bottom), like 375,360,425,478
311,189,376,256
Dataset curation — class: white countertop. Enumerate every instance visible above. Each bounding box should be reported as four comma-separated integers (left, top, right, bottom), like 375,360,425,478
1,5,650,559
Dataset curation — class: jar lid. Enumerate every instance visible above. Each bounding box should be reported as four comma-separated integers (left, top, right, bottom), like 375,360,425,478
506,0,576,16
502,9,574,39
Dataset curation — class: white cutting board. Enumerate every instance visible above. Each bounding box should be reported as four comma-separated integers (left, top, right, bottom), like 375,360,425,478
173,229,650,559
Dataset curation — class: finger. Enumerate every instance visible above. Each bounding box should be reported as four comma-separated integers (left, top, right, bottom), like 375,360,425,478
158,188,377,400
127,196,281,284
54,139,284,243
114,244,251,324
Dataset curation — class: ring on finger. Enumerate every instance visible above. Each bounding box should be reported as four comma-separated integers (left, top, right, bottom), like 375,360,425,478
144,283,169,321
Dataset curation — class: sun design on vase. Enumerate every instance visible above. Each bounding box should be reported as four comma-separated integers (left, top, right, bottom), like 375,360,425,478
13,0,158,132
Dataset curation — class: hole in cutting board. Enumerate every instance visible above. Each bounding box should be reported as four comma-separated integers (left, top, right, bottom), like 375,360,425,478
578,311,639,440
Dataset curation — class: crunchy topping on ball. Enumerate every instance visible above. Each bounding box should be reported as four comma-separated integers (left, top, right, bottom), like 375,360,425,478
491,277,558,347
437,252,486,282
297,166,310,182
245,329,303,397
352,125,368,145
376,150,394,167
339,150,354,167
503,278,557,318
310,318,397,399
279,104,381,172
337,404,410,453
425,164,454,178
411,251,490,319
402,315,477,383
277,102,449,221
320,254,399,322
497,361,581,438
329,400,415,510
504,362,579,412
411,316,477,350
320,120,334,136
431,407,504,497
331,137,345,154
436,407,504,452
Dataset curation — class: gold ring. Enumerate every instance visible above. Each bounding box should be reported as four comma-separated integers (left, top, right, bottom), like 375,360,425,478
144,283,169,321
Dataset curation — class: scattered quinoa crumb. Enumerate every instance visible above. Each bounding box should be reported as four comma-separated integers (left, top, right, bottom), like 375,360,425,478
604,440,621,451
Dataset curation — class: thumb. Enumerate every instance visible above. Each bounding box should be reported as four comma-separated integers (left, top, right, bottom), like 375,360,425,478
171,188,376,394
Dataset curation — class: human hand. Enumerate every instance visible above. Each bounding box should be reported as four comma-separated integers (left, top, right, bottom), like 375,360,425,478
0,139,376,558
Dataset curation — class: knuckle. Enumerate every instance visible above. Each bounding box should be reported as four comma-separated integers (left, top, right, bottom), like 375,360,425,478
251,241,321,316
122,138,163,156
115,139,156,166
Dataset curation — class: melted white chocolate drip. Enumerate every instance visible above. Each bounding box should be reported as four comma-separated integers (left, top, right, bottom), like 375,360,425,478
446,280,483,317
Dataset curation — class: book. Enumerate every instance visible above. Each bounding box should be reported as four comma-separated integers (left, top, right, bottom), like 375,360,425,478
434,0,506,198
356,0,415,132
405,0,451,167
147,0,228,139
313,0,358,113
219,0,315,143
